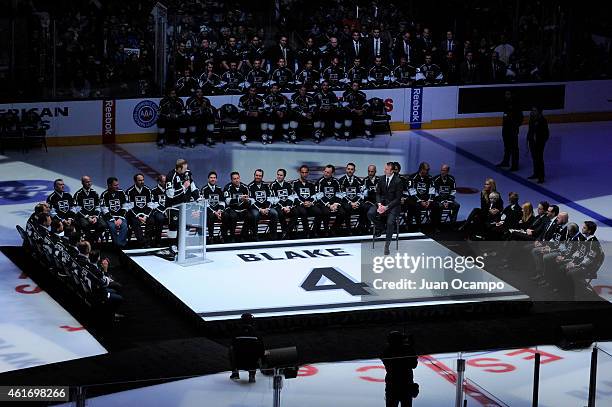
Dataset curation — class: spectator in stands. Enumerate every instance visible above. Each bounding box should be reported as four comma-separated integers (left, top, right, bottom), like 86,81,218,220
459,51,480,84
441,51,459,85
494,34,514,65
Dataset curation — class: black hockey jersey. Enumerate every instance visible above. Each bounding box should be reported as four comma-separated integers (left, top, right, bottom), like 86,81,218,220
263,92,289,112
342,89,368,110
362,175,379,204
238,94,264,113
316,177,342,205
248,181,273,209
166,169,199,206
408,174,435,202
291,93,317,115
125,185,154,217
223,182,251,211
292,179,318,204
47,191,74,220
338,175,364,203
159,96,185,118
151,184,167,213
313,90,339,111
200,183,225,211
100,189,128,220
270,180,295,208
432,174,457,202
73,187,100,217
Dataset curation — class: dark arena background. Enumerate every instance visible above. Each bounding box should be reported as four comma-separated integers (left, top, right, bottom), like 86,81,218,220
1,0,611,406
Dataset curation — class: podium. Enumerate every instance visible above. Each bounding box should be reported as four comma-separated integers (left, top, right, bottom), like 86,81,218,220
176,200,213,266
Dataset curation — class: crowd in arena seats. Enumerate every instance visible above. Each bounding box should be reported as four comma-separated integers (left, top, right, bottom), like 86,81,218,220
6,0,611,101
155,82,390,147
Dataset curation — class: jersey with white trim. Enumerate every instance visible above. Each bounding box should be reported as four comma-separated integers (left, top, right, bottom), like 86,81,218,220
125,185,153,217
270,67,294,88
270,180,295,208
321,65,345,86
166,169,199,206
432,174,457,201
290,93,317,114
263,92,289,112
362,176,379,203
346,66,368,84
245,68,269,89
295,68,320,89
316,176,342,205
291,179,318,204
100,189,128,220
342,89,368,110
313,90,339,111
368,65,391,84
151,185,168,213
248,181,273,209
408,173,435,201
223,182,251,211
338,175,364,203
73,187,100,217
186,95,214,117
46,191,74,220
200,184,225,210
159,96,185,118
238,94,264,113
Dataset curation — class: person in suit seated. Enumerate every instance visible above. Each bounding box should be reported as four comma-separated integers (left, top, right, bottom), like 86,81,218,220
487,191,521,239
368,162,404,255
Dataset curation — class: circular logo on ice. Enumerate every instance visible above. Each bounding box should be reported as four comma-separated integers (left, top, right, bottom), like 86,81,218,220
0,180,67,205
133,100,159,128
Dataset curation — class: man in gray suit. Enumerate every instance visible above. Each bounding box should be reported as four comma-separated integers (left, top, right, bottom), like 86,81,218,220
368,162,404,255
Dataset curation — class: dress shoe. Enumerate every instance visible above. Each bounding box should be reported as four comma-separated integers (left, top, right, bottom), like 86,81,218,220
374,228,383,238
527,174,538,179
230,372,239,380
537,178,545,184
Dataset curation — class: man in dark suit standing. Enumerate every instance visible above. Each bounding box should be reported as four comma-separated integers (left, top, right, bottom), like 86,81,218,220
366,27,391,66
527,105,549,183
345,30,367,65
368,162,404,255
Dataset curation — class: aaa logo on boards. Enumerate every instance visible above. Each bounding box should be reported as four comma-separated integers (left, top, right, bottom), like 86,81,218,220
133,100,159,128
0,180,66,205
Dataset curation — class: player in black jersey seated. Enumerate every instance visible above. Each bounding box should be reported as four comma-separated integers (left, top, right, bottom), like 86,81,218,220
200,171,227,243
270,168,297,239
223,172,254,243
248,169,278,241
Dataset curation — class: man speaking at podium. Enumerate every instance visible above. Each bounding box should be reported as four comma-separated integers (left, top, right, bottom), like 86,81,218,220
165,159,200,241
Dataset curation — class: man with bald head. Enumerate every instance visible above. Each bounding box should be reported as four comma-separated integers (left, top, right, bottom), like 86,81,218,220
530,208,570,281
73,175,106,242
432,164,460,226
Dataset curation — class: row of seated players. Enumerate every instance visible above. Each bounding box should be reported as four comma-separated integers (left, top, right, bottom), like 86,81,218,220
176,55,444,96
158,81,389,147
459,178,604,297
44,160,459,248
25,208,124,321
